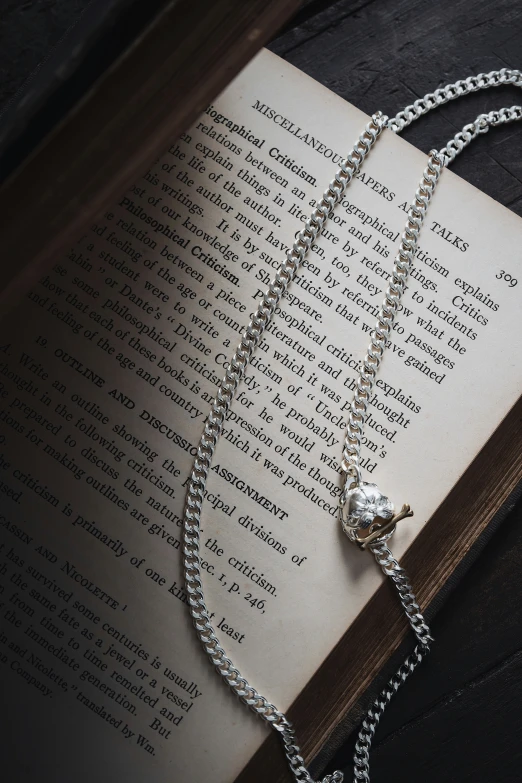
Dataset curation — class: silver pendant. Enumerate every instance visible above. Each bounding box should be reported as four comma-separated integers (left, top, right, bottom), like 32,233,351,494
339,481,413,549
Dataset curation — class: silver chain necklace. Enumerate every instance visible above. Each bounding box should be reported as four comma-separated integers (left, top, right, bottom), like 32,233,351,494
182,70,522,783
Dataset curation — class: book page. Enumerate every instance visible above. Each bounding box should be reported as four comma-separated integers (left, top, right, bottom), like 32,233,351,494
1,49,521,782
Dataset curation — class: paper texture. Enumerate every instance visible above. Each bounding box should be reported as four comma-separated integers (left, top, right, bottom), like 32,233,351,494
1,48,521,783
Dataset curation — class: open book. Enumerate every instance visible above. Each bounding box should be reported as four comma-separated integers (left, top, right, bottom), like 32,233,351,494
1,48,521,783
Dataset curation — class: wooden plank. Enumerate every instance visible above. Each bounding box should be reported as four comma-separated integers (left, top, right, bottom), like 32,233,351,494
0,0,300,313
270,0,522,215
2,1,521,780
365,650,522,781
235,395,522,781
239,3,522,779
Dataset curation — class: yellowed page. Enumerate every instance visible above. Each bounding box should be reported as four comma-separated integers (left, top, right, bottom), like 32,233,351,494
1,48,521,783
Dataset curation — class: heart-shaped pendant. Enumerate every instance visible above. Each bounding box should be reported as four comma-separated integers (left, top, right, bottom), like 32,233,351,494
340,482,394,532
339,481,413,548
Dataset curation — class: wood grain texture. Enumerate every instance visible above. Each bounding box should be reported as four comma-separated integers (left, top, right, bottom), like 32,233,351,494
0,0,91,108
1,3,521,781
324,497,522,782
235,398,522,783
235,2,522,781
271,0,522,213
0,0,300,313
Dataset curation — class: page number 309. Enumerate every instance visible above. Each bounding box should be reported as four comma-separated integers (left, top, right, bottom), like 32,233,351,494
496,269,518,287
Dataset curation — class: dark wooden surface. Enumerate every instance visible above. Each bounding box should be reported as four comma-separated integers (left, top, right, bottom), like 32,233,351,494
269,3,522,781
0,0,299,313
2,2,521,782
235,399,522,783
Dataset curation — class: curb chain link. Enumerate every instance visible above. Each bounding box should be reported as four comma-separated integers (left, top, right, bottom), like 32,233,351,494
438,105,522,165
182,70,522,783
341,151,442,479
388,68,522,133
183,113,387,738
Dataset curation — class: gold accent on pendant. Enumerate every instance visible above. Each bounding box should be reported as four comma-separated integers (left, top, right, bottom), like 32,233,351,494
354,504,414,550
